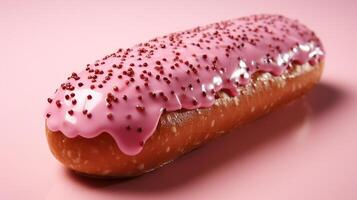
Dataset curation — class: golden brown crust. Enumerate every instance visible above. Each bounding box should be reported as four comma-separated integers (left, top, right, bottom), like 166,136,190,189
46,62,323,177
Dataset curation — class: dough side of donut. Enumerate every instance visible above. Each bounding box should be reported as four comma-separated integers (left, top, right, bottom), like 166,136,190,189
46,62,323,177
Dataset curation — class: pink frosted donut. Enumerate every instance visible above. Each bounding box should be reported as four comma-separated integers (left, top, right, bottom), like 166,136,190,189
45,14,324,177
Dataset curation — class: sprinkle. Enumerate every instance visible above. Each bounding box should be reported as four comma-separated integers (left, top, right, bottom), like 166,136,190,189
107,113,113,120
55,100,61,108
136,105,145,112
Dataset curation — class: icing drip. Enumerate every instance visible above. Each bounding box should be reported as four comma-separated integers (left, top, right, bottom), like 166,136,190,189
45,14,324,155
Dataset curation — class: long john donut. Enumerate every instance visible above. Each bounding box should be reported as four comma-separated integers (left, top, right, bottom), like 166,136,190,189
45,14,324,177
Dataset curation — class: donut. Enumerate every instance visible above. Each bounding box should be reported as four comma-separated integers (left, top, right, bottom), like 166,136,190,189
45,14,324,177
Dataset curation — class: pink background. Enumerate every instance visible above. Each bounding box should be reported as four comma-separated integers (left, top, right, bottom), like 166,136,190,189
1,0,357,199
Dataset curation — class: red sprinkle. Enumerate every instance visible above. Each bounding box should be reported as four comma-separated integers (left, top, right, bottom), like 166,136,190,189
136,105,145,112
55,100,61,108
107,113,113,120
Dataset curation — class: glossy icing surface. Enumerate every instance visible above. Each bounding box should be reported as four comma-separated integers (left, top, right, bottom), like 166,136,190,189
45,14,324,155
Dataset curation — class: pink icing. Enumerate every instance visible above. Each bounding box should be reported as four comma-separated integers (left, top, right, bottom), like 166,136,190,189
45,14,324,155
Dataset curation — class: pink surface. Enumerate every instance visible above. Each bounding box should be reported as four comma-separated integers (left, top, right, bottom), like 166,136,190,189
0,0,356,199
